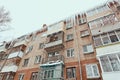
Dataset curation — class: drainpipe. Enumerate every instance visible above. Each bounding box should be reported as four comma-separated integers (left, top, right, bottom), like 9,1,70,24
73,19,82,80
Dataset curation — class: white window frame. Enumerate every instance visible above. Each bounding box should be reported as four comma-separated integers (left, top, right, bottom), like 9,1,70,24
81,29,89,37
66,34,73,41
83,44,94,54
25,46,33,54
31,72,38,80
34,55,41,64
66,48,74,57
18,73,24,80
99,53,120,73
86,64,100,79
93,29,120,47
23,58,29,67
66,20,73,29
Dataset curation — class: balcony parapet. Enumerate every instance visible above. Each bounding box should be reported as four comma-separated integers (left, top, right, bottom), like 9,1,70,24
42,55,64,65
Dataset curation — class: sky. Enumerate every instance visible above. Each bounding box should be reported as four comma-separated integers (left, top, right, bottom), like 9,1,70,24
0,0,108,42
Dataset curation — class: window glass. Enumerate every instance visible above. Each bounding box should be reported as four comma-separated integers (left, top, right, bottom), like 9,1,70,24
100,56,112,72
109,31,118,42
101,33,110,44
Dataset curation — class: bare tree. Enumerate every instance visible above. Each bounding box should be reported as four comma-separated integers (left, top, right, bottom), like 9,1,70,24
0,7,11,32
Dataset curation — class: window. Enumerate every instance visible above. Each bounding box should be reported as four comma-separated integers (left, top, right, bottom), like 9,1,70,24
93,35,103,47
81,30,89,37
43,70,54,79
86,64,100,78
25,46,33,53
66,19,73,29
34,55,41,64
31,72,38,80
23,58,29,67
18,73,24,80
66,34,73,41
66,67,76,78
109,31,118,42
39,43,44,49
83,44,93,54
101,33,110,44
67,48,74,57
93,29,120,47
100,54,120,72
79,14,86,25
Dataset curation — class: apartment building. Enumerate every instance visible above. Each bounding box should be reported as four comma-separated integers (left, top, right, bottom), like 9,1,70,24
0,0,120,80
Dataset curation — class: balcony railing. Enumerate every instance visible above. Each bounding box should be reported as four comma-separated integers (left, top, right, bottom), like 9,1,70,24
0,44,6,52
13,39,27,47
8,51,24,59
1,65,18,72
45,40,63,48
90,22,120,36
42,55,64,64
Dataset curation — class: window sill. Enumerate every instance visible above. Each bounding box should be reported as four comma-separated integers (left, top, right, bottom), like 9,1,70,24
87,76,100,79
34,62,40,65
66,27,72,30
66,39,74,42
79,22,86,25
81,34,90,38
84,51,94,54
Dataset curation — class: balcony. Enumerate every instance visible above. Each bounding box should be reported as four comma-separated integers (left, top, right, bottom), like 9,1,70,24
45,40,63,48
1,65,18,72
42,55,64,65
13,39,27,47
96,42,120,57
91,22,120,36
8,51,24,59
86,4,113,22
0,44,6,52
45,30,64,52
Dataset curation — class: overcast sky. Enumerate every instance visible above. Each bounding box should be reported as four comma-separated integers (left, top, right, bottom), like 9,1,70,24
0,0,108,42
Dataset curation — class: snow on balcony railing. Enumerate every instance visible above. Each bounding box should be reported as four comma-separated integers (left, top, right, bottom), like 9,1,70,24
46,21,64,35
8,51,23,59
1,65,18,72
42,55,64,64
0,44,6,52
45,40,63,48
13,37,27,47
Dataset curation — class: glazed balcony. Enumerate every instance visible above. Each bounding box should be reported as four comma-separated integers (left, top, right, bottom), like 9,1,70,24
42,55,64,64
8,51,24,59
1,64,18,72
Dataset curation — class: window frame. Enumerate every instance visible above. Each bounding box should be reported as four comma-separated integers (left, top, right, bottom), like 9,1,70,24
23,58,29,67
83,44,94,54
30,72,38,80
66,48,74,57
34,55,41,64
18,73,24,80
66,34,73,41
66,67,76,79
80,29,89,37
86,64,100,79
